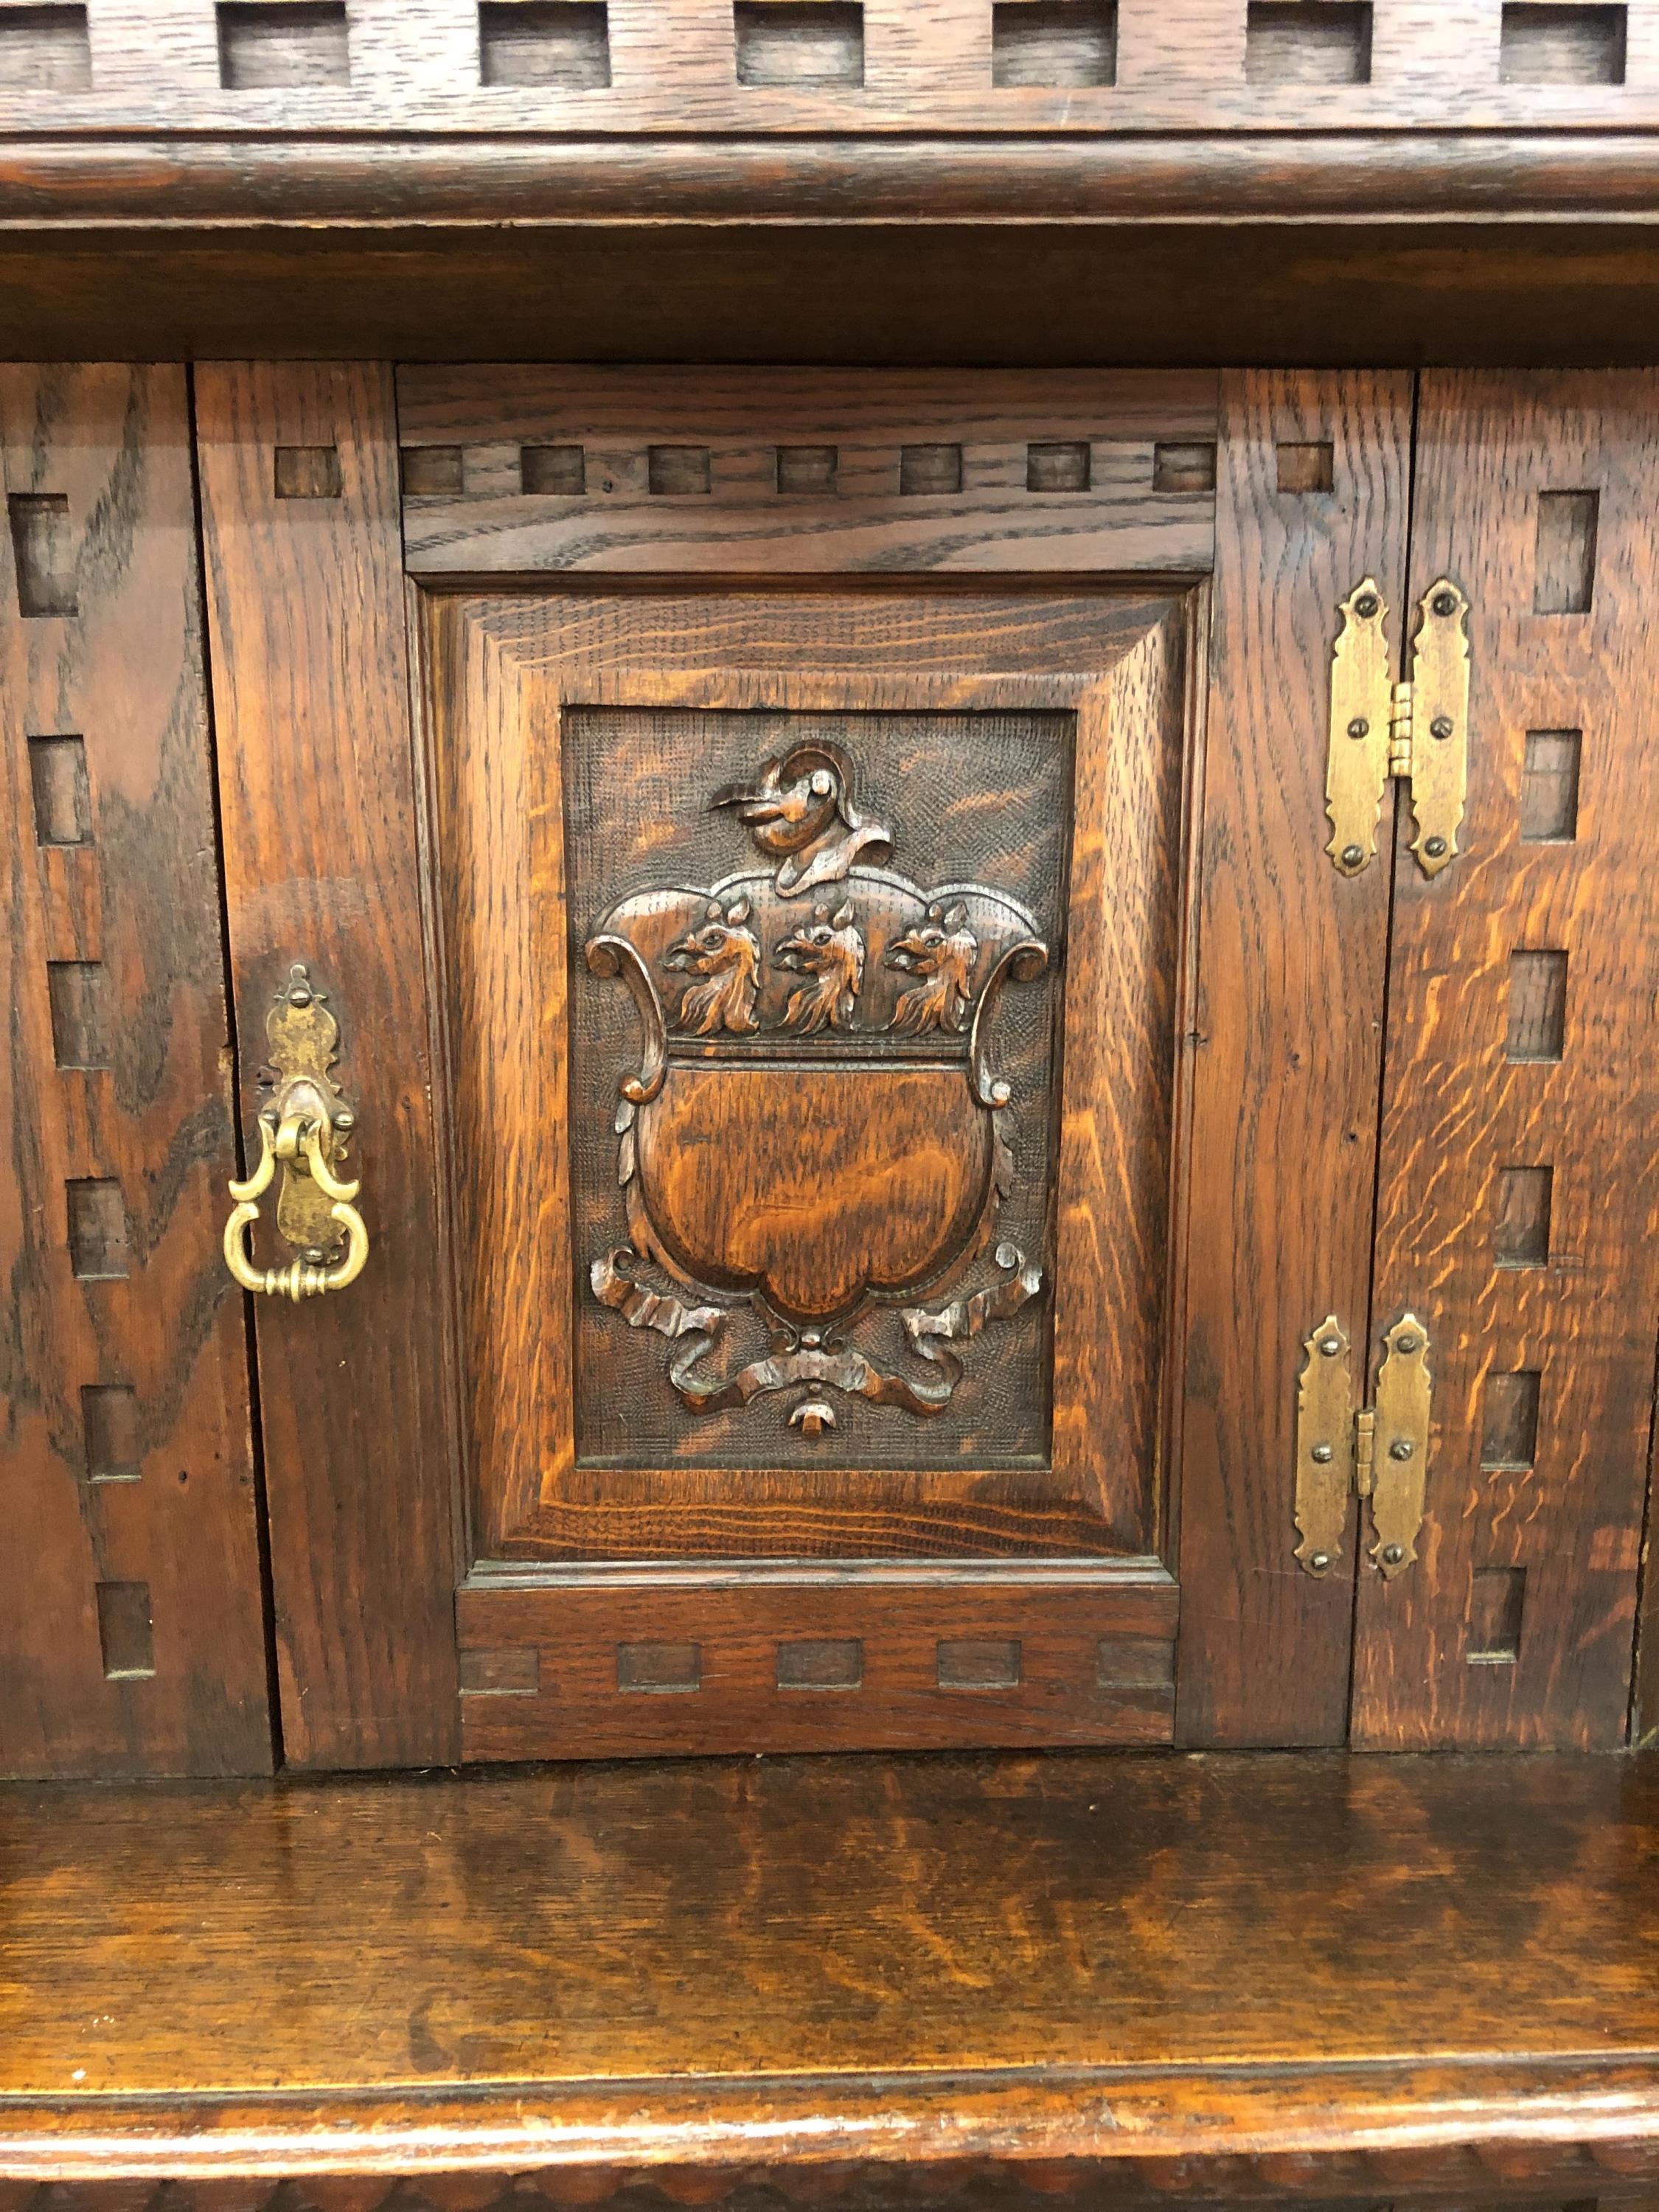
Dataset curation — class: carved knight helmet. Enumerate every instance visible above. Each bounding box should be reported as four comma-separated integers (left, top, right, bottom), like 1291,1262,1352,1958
712,740,893,896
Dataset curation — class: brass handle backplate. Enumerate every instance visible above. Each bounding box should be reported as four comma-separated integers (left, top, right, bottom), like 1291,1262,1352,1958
223,964,369,1301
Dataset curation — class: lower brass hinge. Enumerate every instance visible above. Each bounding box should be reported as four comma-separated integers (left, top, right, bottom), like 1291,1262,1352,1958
1294,1314,1431,1581
1327,578,1470,880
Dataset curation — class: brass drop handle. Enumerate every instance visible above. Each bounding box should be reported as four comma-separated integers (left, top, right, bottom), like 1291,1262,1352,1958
221,962,369,1301
224,1110,369,1301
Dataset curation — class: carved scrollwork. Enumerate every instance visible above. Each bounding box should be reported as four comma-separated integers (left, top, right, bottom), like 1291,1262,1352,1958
583,751,1052,1436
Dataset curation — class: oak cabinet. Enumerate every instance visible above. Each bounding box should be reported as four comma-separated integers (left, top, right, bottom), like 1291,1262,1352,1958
3,363,1655,1775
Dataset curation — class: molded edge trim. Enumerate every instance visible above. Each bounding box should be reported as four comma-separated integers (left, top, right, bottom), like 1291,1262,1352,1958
4,2058,1659,2181
9,133,1659,225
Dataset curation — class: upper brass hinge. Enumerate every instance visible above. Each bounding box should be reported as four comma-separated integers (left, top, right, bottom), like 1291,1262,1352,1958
1327,577,1470,880
1293,1314,1431,1582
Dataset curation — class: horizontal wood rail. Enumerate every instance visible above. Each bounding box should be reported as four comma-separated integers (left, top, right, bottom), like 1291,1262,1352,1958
14,132,1659,226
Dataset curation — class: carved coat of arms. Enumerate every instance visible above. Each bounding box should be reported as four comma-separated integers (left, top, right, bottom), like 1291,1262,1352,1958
585,741,1050,1439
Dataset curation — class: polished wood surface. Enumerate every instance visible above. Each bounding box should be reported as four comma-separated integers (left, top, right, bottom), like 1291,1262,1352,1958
0,364,269,1779
1354,371,1659,1749
12,230,1659,374
0,1749,1656,2184
195,364,459,1771
1175,372,1412,1747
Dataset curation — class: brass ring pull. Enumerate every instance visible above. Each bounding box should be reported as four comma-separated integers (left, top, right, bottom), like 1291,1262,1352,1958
222,962,369,1301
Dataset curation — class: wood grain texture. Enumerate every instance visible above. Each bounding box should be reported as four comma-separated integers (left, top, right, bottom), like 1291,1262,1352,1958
195,363,459,1770
12,230,1659,376
396,370,1219,576
10,0,1659,137
1175,370,1412,1747
0,1750,1658,2183
429,590,1189,1566
0,364,269,1779
1352,371,1659,1749
456,1571,1178,1756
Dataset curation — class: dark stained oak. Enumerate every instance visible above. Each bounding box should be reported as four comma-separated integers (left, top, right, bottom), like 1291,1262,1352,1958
456,1570,1179,1758
1175,371,1412,1748
431,588,1191,1571
0,1750,1657,2188
14,229,1659,377
431,579,1193,1759
195,364,460,1771
0,365,270,1779
396,369,1220,577
1353,371,1659,1750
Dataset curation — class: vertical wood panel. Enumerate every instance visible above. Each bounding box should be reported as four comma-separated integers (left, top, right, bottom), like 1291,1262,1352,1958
195,363,459,1769
0,364,270,1777
1175,369,1412,1746
1354,370,1659,1749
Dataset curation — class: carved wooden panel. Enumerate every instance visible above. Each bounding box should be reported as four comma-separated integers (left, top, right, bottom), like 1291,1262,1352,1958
430,582,1194,1756
0,364,270,1778
1352,371,1659,1749
570,707,1062,1471
396,369,1220,575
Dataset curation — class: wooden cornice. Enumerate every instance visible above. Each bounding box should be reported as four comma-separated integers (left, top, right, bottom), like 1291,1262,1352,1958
8,131,1659,226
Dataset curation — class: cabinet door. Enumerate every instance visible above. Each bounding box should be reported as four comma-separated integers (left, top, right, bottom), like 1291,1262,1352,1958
1353,372,1659,1750
197,364,1410,1767
0,366,270,1778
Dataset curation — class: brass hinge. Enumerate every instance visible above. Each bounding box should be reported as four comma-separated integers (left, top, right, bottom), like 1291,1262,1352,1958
1294,1314,1432,1581
1327,577,1470,880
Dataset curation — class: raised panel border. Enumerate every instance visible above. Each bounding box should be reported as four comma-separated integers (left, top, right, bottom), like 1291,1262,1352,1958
429,594,1192,1568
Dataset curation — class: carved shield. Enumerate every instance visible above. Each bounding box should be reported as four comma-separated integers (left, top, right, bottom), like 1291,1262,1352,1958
584,756,1050,1429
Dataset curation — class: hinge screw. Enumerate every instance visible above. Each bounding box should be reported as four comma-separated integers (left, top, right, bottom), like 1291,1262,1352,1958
1432,591,1457,618
1311,1442,1333,1464
1382,1543,1405,1565
1389,1438,1414,1461
1423,836,1448,860
1340,844,1363,869
1430,715,1454,740
1348,717,1369,740
1310,1551,1332,1571
1396,1334,1419,1354
1318,1335,1342,1357
1355,594,1380,619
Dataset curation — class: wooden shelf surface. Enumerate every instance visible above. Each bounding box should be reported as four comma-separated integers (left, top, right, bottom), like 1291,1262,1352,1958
1,1750,1658,2189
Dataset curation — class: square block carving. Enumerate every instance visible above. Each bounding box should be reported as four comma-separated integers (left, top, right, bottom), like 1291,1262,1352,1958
992,0,1116,88
1500,2,1626,84
217,2,349,89
567,704,1068,1475
479,1,611,88
1246,2,1371,85
734,0,863,86
0,5,91,91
